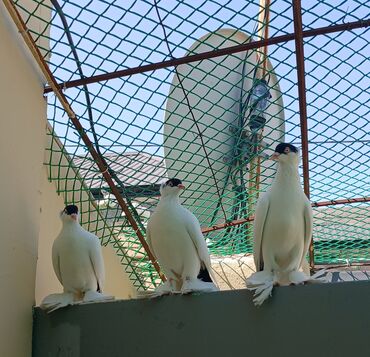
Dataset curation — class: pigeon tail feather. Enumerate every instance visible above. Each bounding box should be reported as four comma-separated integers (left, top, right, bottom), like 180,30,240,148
246,270,274,287
152,280,176,297
82,291,115,303
40,292,74,313
289,269,327,285
181,279,219,294
288,270,311,284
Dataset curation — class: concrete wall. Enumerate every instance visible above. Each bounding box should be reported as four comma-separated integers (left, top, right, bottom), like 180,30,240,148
33,281,370,357
0,3,47,356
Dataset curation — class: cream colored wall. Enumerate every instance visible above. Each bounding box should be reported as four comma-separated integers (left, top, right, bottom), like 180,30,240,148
0,3,47,357
1,2,136,356
35,165,137,304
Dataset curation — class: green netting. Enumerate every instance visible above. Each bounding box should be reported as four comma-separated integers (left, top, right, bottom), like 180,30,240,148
12,0,370,289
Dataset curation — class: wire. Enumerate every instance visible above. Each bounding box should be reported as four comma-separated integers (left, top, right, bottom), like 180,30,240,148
50,0,101,156
64,143,161,148
51,0,147,232
153,0,228,221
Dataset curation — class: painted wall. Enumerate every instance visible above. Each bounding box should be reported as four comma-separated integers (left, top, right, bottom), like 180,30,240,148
33,281,370,357
0,3,47,356
0,2,136,356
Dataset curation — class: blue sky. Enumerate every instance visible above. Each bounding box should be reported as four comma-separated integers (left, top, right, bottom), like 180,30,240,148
44,0,369,203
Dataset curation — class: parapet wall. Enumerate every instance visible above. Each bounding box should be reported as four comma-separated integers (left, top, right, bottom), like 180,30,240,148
33,281,370,357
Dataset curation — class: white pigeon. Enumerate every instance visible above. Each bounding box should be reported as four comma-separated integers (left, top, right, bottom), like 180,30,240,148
246,143,325,306
40,205,113,312
146,178,219,295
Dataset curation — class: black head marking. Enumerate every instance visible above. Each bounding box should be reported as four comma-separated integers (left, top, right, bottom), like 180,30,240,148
63,204,78,215
275,143,298,154
165,178,183,187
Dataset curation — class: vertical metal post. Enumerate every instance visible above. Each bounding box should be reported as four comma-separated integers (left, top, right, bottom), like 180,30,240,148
292,0,314,268
258,0,271,76
255,0,271,193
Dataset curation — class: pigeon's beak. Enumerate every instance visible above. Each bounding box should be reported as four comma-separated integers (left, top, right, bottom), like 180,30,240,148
178,184,185,190
70,213,78,221
271,152,280,161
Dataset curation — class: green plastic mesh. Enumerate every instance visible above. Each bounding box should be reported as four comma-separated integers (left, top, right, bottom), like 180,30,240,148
12,0,370,289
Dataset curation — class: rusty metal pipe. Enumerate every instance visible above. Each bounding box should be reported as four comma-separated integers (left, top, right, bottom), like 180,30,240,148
201,196,370,234
292,0,314,268
43,19,370,93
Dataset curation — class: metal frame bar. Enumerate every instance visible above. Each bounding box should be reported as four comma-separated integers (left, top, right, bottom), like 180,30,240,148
292,0,314,268
311,197,370,207
202,217,255,234
43,19,370,93
201,196,370,234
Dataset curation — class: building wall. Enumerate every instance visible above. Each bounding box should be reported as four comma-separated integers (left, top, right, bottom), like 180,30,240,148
0,3,47,356
0,2,136,356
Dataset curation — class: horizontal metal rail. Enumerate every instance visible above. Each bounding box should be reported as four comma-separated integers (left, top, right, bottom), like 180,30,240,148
43,19,370,93
201,196,370,233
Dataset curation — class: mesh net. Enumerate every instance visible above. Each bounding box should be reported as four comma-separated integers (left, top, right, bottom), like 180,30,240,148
11,0,370,289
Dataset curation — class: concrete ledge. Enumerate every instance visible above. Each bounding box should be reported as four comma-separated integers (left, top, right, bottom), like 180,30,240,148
33,281,370,357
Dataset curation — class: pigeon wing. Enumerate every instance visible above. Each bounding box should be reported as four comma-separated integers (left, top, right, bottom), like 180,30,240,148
145,221,157,260
89,235,105,292
52,239,63,285
301,199,313,268
185,211,217,284
253,193,270,272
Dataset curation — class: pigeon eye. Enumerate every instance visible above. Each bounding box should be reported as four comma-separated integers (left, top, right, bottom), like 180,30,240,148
284,147,290,154
169,182,173,187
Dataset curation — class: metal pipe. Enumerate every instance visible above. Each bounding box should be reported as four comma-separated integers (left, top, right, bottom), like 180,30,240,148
312,197,370,207
251,0,271,207
43,19,370,93
201,196,370,234
315,262,370,270
257,0,271,77
292,0,314,268
293,0,310,197
2,0,165,282
202,217,255,234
